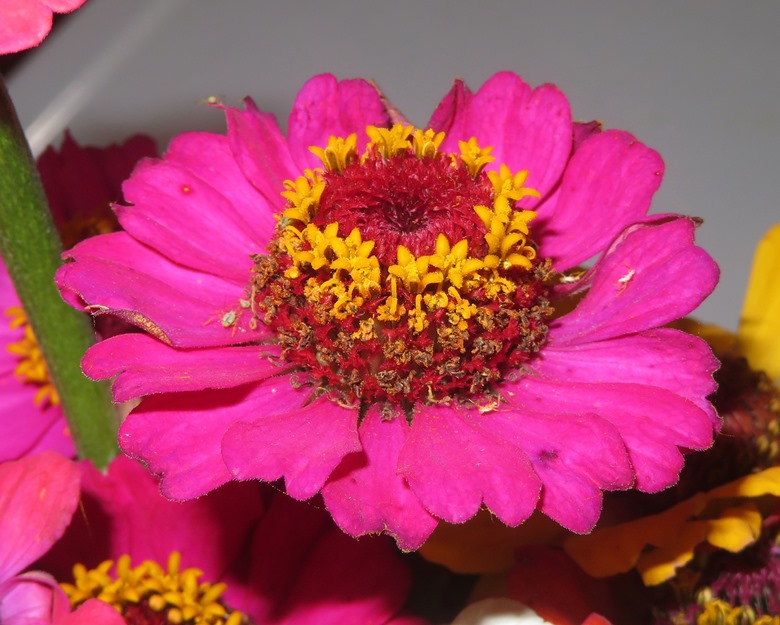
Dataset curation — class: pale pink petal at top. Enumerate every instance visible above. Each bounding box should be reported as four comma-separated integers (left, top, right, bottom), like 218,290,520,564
321,406,439,551
57,232,264,348
0,0,86,54
534,328,719,424
534,130,665,270
397,404,541,526
116,142,262,280
551,218,719,345
512,378,715,492
222,390,361,500
286,74,390,169
223,98,299,204
242,493,410,625
485,406,633,532
435,71,573,206
0,452,79,582
83,333,283,402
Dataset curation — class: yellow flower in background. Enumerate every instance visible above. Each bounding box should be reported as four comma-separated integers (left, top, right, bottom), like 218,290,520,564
739,223,780,381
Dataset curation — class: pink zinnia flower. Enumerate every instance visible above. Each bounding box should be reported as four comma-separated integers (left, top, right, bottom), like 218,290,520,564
38,454,414,625
0,451,123,624
0,0,87,54
57,72,720,549
0,133,156,462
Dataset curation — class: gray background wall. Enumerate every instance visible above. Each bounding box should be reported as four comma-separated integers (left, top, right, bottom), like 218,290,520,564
8,0,779,330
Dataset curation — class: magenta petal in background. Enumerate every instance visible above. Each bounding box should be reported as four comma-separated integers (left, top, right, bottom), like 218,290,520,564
243,493,411,625
84,333,283,402
426,79,473,137
0,452,79,583
398,404,541,525
436,71,573,204
222,391,361,500
322,406,438,551
286,74,390,169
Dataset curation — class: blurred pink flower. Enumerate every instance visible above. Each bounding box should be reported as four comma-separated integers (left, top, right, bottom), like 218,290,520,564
0,451,122,624
38,454,415,625
57,72,720,550
0,0,87,55
0,132,156,462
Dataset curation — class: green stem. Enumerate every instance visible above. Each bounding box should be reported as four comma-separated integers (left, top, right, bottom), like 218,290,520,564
0,78,118,467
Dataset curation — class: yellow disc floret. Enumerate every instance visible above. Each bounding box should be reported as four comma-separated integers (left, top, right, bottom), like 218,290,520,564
61,552,244,625
5,306,59,406
243,123,554,410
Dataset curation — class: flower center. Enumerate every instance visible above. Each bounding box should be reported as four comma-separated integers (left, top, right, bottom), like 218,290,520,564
5,306,59,406
239,124,553,415
61,552,244,625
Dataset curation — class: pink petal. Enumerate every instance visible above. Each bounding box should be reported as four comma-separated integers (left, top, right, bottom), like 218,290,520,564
160,130,276,244
321,406,438,550
0,395,73,462
534,328,719,424
223,98,299,205
427,79,473,135
0,452,79,581
572,120,603,150
84,333,283,402
74,457,263,584
397,404,541,525
436,72,573,204
119,377,328,500
222,392,361,500
58,232,265,348
0,0,85,54
116,138,263,280
243,493,410,625
551,218,719,344
37,132,157,230
119,386,261,499
0,571,71,624
535,130,665,270
512,377,715,492
487,406,632,532
59,599,127,625
507,548,620,625
286,74,390,169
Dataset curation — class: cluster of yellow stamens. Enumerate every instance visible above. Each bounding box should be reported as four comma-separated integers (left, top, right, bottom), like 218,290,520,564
242,122,554,408
272,124,541,333
5,306,59,405
61,552,243,625
695,597,780,625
